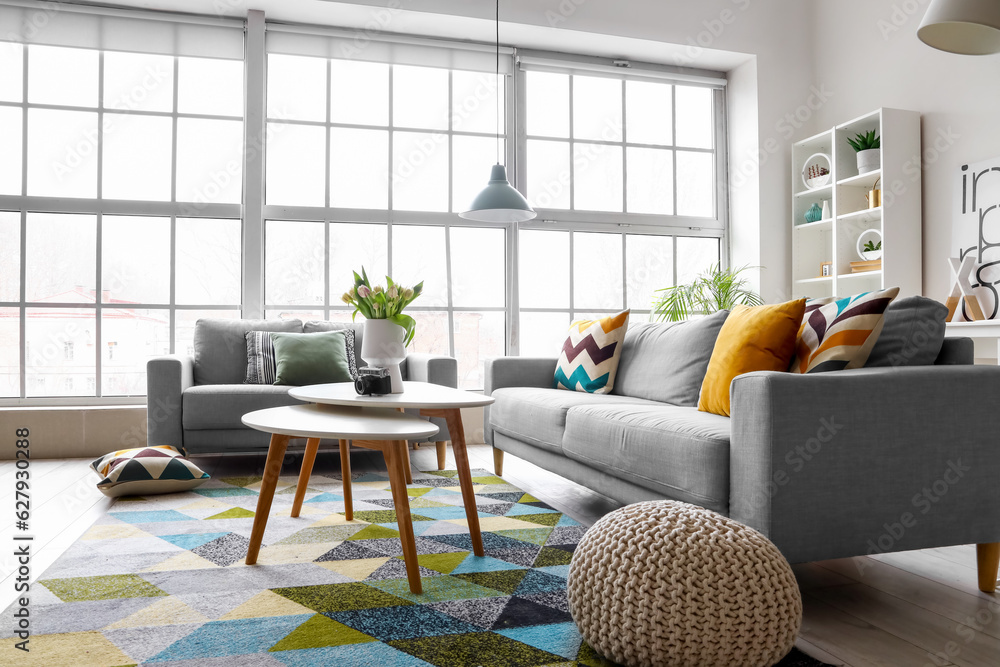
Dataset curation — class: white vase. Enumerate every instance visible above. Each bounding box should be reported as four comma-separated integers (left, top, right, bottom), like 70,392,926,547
361,319,406,393
856,149,880,175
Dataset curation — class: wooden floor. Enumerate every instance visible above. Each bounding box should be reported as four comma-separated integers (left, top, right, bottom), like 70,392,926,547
2,443,998,666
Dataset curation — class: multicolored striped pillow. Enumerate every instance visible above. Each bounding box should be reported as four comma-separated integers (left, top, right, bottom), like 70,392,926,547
792,288,899,373
554,310,630,394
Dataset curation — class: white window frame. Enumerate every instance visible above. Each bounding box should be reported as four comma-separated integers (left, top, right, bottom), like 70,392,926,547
507,51,729,354
0,5,731,403
0,6,245,406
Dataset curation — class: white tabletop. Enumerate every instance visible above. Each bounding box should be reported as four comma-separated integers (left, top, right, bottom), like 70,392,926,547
290,381,495,409
242,403,439,440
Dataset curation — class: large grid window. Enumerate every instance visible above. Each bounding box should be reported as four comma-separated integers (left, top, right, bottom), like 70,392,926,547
0,37,244,399
516,59,725,350
522,68,719,220
1,9,728,403
262,47,510,389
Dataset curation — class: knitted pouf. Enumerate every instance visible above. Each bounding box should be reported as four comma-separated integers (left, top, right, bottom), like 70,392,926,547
567,500,802,667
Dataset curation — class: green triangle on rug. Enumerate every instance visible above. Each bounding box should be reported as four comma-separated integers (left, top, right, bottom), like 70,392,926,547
269,613,377,651
347,524,400,540
205,507,255,520
401,551,470,574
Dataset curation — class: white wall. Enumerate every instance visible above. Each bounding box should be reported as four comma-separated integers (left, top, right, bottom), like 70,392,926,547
813,0,1000,301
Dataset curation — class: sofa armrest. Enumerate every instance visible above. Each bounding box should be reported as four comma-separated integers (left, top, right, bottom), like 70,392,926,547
146,355,194,450
483,357,558,445
404,353,458,389
730,365,1000,564
484,357,558,395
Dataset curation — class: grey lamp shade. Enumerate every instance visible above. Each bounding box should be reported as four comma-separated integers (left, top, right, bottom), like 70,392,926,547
459,164,537,223
918,0,1000,54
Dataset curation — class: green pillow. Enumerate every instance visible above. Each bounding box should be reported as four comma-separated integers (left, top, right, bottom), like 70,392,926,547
270,331,353,386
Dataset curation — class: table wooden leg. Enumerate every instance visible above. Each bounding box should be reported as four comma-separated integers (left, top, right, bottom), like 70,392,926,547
339,438,353,521
246,433,290,565
435,441,447,470
291,437,320,518
402,440,413,484
384,440,422,594
423,408,484,557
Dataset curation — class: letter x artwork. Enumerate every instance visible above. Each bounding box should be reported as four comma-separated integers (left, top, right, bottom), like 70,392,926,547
949,156,1000,321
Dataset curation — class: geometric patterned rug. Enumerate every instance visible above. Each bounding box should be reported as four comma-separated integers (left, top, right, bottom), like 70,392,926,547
1,467,829,666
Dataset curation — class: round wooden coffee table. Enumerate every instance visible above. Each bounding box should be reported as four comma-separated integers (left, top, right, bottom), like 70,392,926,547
290,381,495,559
242,402,439,594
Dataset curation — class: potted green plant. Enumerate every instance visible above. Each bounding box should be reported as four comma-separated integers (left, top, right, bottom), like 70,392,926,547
652,263,763,322
341,267,423,393
847,129,881,175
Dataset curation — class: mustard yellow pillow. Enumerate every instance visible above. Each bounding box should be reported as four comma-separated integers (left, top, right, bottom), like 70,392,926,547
698,299,806,417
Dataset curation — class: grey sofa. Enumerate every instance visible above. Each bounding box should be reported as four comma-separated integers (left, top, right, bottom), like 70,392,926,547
485,302,1000,591
147,318,458,455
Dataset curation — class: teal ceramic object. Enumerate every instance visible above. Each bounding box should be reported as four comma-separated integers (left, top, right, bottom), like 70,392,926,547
804,202,822,224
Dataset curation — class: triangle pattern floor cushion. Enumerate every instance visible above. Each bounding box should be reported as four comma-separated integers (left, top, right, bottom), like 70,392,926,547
554,310,630,394
90,446,210,498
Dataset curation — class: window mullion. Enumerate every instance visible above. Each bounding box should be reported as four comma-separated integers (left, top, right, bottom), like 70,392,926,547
241,9,266,319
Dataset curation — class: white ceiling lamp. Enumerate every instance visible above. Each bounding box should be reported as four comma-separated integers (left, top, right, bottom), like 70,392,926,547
918,0,1000,55
459,0,536,223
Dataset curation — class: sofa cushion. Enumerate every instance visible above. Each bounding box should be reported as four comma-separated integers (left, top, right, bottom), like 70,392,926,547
700,300,805,417
194,318,302,385
182,384,301,430
613,311,729,406
489,387,659,454
562,404,731,511
865,296,948,367
271,330,354,386
303,321,366,373
554,310,630,394
792,288,899,374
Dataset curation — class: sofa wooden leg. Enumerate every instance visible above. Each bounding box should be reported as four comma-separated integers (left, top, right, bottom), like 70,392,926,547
978,543,1000,593
435,441,447,470
493,447,504,477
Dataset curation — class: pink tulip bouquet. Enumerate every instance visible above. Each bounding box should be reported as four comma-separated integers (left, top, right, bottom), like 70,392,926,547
341,267,423,346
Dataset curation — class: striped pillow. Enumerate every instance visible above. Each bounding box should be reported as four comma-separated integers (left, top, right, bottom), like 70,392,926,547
245,330,278,384
245,329,358,384
554,310,630,394
792,288,899,373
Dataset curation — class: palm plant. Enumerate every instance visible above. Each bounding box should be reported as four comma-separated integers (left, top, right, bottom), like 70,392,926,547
651,263,763,322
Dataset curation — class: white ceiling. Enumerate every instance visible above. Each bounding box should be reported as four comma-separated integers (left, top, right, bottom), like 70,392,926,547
55,0,751,71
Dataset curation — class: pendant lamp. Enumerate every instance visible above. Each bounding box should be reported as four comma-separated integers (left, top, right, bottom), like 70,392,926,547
918,0,1000,55
459,0,536,223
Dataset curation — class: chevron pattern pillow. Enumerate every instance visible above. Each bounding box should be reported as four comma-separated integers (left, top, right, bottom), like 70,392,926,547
792,287,899,373
90,446,210,498
554,309,630,394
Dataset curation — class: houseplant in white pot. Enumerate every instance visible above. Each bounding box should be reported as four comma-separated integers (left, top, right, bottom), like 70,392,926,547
342,268,423,393
848,129,881,175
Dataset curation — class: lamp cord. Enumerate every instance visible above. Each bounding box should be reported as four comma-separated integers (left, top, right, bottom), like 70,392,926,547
496,0,501,165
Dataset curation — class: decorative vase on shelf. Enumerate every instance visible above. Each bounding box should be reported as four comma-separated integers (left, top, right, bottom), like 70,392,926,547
821,200,831,220
361,319,406,394
804,203,823,224
856,149,880,175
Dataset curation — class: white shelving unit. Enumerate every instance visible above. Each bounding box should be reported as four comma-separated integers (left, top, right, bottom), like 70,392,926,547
791,108,922,299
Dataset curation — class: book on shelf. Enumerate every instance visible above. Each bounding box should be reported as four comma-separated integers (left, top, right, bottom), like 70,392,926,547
849,259,882,273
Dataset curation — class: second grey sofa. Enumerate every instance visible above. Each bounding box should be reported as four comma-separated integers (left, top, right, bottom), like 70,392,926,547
147,318,458,455
485,299,1000,592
